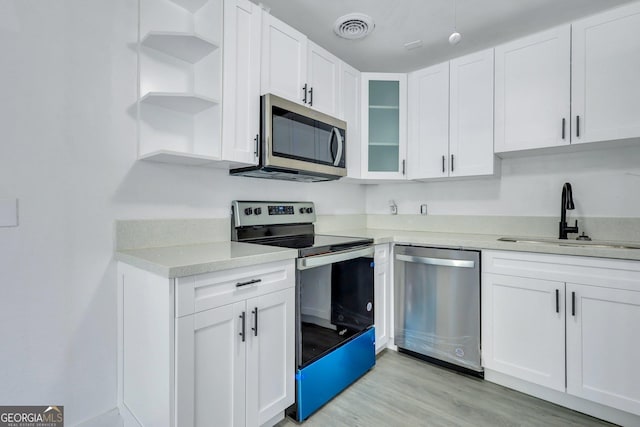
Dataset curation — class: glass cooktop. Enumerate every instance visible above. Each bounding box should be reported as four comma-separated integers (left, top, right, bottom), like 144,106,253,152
256,234,372,257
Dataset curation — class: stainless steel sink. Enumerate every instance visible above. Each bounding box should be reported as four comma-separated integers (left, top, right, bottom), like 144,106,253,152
497,237,640,250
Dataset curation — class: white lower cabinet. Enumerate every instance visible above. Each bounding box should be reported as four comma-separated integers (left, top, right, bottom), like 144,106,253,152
176,288,294,427
374,244,391,353
119,259,295,427
482,250,640,418
566,283,640,416
176,302,246,427
482,273,565,391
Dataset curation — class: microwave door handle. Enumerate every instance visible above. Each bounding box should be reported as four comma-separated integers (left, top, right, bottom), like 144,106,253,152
329,129,337,163
331,127,343,167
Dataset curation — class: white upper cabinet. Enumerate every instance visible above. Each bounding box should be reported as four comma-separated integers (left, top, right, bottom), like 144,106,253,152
361,73,408,180
261,12,308,104
307,41,341,117
221,0,261,166
494,26,571,153
572,2,640,145
408,62,450,180
261,14,341,117
494,2,640,154
408,52,496,181
449,49,496,178
339,62,362,179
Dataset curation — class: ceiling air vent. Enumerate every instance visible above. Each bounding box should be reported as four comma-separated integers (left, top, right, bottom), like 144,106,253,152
333,13,375,40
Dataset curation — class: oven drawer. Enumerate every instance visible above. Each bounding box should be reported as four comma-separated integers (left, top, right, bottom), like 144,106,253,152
176,260,295,317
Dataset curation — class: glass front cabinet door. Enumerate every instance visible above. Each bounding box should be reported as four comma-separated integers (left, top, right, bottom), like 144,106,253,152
361,73,407,180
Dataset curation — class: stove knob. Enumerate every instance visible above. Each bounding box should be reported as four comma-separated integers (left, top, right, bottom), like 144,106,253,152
254,207,262,215
244,207,253,216
306,207,313,214
299,207,305,214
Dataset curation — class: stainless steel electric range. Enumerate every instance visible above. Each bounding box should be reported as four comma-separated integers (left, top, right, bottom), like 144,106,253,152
231,201,376,422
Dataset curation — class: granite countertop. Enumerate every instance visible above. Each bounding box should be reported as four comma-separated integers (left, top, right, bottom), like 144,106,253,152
331,228,640,262
115,228,640,278
115,241,298,278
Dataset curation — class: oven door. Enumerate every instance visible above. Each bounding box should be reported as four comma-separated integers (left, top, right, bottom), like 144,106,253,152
263,94,347,177
296,246,374,368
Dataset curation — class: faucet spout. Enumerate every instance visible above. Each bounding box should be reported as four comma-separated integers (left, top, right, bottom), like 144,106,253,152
559,182,578,239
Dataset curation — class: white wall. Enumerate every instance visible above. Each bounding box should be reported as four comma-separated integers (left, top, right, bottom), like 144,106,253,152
366,145,640,217
0,1,364,424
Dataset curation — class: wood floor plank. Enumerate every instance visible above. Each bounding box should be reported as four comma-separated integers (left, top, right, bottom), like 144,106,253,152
276,350,613,427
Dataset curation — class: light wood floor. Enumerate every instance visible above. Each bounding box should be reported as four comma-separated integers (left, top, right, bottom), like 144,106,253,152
276,350,613,427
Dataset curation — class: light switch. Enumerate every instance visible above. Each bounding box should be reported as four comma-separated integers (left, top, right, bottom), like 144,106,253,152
0,198,18,227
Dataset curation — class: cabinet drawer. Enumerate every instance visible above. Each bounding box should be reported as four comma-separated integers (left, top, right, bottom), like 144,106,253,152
176,260,295,317
483,250,640,291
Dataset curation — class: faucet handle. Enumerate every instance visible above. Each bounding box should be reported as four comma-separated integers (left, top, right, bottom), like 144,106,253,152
570,219,579,234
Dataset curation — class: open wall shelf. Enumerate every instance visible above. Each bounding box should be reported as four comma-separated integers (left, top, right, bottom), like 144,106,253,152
137,0,223,165
141,31,219,63
140,92,219,114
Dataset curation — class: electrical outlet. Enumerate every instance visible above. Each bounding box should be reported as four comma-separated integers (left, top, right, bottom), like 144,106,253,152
420,204,428,215
389,200,398,215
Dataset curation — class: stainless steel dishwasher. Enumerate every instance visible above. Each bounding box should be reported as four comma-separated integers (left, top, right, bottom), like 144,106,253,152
394,245,482,374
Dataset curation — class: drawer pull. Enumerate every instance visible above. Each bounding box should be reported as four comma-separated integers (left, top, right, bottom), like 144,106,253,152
252,307,258,336
239,311,246,342
236,278,261,288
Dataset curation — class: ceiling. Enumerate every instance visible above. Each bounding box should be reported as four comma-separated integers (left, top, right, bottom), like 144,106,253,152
254,0,637,72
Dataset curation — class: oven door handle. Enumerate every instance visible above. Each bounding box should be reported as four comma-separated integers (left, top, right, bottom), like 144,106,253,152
297,246,374,270
396,254,475,268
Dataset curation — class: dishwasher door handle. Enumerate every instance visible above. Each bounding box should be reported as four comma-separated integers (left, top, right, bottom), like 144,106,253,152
395,254,475,268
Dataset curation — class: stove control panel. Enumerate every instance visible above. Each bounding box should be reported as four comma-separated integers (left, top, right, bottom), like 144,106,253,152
268,205,294,215
232,201,316,227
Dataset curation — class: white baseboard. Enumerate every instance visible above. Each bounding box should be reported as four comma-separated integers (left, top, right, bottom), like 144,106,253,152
74,408,123,427
485,369,640,427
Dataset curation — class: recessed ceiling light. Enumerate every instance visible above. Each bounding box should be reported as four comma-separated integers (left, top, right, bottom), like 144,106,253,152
334,13,375,40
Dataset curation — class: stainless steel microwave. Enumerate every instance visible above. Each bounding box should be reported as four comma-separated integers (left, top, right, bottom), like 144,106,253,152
230,94,347,182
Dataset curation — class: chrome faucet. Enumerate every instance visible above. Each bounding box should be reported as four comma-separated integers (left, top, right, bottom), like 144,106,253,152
559,182,579,239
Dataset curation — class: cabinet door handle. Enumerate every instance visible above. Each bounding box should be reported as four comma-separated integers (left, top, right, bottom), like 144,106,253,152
252,307,258,336
555,289,559,313
451,154,455,172
309,87,313,106
576,116,580,138
442,155,445,173
302,83,308,104
571,291,576,316
236,278,261,288
239,311,246,342
254,134,259,157
562,118,566,140
402,159,406,175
